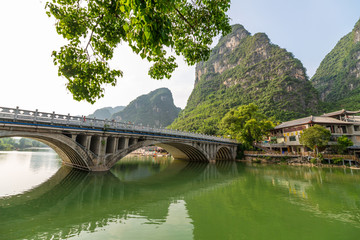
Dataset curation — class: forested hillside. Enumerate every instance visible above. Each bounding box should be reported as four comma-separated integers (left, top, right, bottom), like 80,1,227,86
111,88,181,127
311,19,360,111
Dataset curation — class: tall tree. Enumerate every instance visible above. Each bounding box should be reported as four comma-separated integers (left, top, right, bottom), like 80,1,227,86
299,124,331,156
46,0,231,103
334,135,353,154
219,103,275,148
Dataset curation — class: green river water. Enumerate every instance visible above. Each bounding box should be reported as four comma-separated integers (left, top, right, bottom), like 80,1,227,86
1,150,360,240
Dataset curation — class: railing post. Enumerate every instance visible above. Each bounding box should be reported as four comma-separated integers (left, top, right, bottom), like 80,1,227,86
14,106,19,121
67,113,70,125
51,111,55,124
34,109,38,123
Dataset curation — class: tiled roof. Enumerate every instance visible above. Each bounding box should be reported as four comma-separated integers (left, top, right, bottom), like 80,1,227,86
322,109,360,117
274,116,312,129
347,110,360,114
274,116,351,129
312,116,352,124
321,109,345,117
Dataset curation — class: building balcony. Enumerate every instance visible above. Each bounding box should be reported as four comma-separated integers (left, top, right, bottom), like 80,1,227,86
258,142,287,148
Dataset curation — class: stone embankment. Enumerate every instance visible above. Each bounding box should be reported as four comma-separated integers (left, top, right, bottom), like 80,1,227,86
242,151,360,168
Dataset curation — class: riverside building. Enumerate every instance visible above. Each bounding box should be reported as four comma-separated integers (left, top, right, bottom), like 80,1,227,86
261,109,360,154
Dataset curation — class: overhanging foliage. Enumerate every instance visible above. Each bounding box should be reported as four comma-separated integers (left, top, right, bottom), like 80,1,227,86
46,0,231,103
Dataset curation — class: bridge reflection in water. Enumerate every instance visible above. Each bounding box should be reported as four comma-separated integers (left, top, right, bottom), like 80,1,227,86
2,159,360,240
0,159,241,240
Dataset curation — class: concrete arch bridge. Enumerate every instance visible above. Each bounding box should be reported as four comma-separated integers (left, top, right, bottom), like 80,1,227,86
0,106,237,171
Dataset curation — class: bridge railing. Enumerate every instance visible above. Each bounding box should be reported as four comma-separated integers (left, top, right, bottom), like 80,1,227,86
0,106,236,144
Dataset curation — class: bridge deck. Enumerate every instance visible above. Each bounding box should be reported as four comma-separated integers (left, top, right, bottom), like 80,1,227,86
0,106,236,145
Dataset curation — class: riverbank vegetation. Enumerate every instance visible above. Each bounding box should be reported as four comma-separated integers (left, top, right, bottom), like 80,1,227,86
0,138,48,151
299,125,354,157
299,125,331,153
220,103,275,149
332,135,354,154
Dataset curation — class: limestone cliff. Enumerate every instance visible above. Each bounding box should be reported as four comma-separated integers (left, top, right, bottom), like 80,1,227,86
111,88,181,127
170,24,320,134
87,106,125,119
311,19,360,111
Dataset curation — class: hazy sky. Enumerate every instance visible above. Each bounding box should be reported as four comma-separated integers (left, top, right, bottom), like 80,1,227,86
0,0,359,116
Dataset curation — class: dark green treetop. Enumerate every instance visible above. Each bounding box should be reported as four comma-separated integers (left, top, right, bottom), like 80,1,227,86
299,124,331,152
219,103,275,148
335,135,353,154
45,0,231,103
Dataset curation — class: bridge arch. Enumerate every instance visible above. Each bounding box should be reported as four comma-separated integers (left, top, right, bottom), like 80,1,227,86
215,146,233,160
0,131,93,171
156,143,208,162
105,140,209,169
0,131,236,171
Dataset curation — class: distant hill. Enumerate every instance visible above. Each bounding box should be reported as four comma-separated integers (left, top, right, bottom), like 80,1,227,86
87,106,125,119
111,88,181,127
311,19,360,111
169,24,320,134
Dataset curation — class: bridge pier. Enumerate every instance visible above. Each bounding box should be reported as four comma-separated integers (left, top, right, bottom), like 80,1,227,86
106,137,117,154
118,137,129,150
99,136,107,156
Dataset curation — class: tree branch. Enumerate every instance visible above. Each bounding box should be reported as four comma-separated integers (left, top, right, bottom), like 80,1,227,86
90,43,105,63
174,7,196,32
85,15,104,52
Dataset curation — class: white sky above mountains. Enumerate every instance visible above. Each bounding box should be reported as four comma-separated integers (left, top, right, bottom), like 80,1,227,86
0,0,359,116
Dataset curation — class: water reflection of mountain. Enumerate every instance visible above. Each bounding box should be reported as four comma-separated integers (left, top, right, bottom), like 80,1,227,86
110,156,171,182
243,165,360,227
186,165,360,240
28,150,61,172
1,162,360,240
